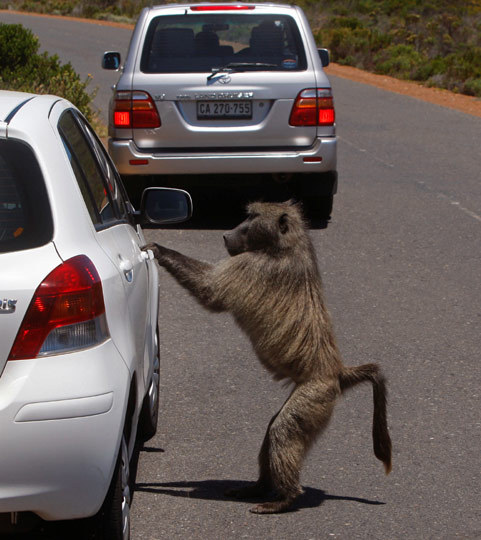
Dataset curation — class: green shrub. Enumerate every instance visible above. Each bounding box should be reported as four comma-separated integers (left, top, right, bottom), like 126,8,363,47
319,22,391,69
0,23,96,121
0,22,38,74
374,44,427,79
463,77,481,96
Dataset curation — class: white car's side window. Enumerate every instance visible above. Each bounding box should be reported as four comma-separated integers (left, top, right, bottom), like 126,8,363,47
58,110,122,228
81,120,131,224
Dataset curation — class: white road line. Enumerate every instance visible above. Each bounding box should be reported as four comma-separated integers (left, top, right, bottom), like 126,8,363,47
339,136,394,168
340,137,480,224
437,194,481,223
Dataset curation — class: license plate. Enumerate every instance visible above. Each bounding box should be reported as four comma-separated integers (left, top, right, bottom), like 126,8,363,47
197,101,252,120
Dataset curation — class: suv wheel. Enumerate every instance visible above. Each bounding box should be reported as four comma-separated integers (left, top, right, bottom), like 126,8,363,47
306,194,333,221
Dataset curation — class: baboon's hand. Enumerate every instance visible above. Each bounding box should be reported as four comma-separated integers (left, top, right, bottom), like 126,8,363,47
141,242,168,260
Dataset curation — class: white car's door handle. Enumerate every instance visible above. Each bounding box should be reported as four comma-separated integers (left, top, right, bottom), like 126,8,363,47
119,258,134,282
140,249,154,261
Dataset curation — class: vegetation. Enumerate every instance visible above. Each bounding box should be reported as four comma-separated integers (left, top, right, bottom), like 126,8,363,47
0,22,97,120
0,0,150,23
303,0,481,97
1,0,480,98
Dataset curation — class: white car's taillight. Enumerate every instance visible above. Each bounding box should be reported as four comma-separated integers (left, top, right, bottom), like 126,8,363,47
8,255,109,360
113,90,161,129
289,88,335,127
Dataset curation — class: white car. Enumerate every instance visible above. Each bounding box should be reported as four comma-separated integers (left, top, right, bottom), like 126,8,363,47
0,90,191,538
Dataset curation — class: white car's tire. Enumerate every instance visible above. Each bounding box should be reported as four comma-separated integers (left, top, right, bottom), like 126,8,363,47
137,326,161,441
98,434,131,540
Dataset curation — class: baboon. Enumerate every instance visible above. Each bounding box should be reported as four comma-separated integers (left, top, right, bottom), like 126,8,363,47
143,200,392,514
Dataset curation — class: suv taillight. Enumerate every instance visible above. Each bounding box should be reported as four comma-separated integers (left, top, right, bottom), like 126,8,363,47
289,88,335,127
113,90,161,129
8,255,109,360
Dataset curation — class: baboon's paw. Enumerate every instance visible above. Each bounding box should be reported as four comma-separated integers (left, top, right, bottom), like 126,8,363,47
141,242,158,255
225,483,270,500
249,499,293,514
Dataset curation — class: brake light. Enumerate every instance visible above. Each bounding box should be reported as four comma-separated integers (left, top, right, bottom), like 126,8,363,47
113,90,161,129
8,255,109,360
190,5,255,10
289,88,335,127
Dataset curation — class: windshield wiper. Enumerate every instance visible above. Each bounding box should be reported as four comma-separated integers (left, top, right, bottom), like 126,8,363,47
207,62,278,80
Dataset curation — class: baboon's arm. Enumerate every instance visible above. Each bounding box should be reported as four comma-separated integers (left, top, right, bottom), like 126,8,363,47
143,242,225,311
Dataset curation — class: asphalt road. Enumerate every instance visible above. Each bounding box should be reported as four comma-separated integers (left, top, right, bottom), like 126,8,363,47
1,11,480,540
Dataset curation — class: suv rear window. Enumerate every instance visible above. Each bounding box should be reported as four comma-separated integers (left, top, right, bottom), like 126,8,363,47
0,139,53,253
141,14,307,73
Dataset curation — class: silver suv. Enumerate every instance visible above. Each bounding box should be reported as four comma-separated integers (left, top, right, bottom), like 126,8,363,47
103,2,337,218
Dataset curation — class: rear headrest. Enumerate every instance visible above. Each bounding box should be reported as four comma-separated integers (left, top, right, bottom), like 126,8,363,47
249,22,284,54
151,27,195,57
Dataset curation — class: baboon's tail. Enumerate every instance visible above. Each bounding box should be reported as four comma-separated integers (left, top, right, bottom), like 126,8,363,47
339,363,392,475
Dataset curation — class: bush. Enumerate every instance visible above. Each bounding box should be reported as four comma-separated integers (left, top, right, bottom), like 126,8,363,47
0,22,38,73
0,23,96,120
374,44,427,79
464,77,481,96
318,21,391,69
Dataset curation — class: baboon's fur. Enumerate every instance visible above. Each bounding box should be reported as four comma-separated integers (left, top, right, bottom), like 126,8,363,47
144,200,392,514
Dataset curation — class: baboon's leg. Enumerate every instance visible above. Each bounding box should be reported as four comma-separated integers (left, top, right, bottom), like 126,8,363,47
226,411,280,499
251,378,338,514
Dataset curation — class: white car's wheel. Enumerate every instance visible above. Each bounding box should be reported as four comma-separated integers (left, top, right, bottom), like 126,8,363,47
98,434,131,540
137,326,160,441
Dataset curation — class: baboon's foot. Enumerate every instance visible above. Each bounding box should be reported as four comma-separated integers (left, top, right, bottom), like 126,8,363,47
249,496,297,514
249,487,302,514
225,482,270,500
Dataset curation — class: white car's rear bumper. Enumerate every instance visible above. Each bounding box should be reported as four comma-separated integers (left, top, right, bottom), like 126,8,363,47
0,340,130,520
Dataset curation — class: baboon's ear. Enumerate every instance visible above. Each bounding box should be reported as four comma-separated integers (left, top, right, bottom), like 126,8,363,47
279,213,289,234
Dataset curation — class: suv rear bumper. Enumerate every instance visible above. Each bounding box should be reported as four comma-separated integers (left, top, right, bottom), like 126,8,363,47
109,136,336,176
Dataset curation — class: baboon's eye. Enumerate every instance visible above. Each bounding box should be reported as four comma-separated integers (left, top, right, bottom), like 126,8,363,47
279,213,289,234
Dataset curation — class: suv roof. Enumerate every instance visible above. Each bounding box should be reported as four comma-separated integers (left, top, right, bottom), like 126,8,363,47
145,3,300,9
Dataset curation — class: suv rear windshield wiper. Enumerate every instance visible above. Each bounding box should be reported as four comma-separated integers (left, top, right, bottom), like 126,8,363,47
207,62,279,80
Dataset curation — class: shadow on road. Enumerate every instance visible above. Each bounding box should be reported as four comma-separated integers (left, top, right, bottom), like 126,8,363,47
148,186,329,231
134,478,385,513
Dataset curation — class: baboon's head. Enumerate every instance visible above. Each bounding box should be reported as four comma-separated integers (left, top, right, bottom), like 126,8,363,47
223,200,307,256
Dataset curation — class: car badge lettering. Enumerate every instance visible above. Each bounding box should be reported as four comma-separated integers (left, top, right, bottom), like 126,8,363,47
192,91,254,100
0,299,17,314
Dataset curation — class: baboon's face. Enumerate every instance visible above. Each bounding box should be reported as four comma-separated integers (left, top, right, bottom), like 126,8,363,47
223,216,252,256
223,203,291,256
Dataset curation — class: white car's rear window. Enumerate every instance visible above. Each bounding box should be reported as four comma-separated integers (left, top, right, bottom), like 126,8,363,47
0,139,53,253
141,14,307,73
